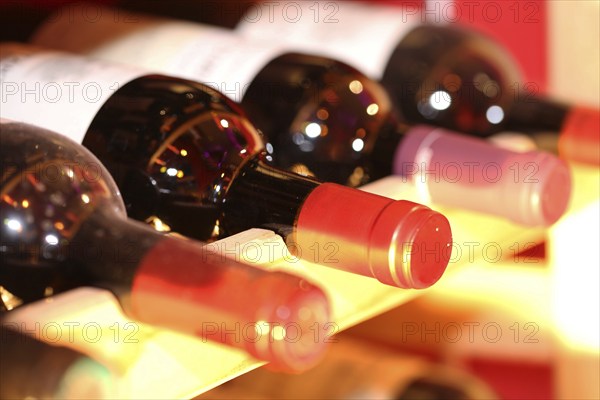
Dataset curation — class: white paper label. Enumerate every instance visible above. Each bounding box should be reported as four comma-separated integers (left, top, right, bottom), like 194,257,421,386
34,14,287,104
237,1,420,79
0,52,146,144
125,23,287,103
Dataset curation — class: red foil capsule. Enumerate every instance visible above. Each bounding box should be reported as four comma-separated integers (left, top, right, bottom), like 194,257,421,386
131,236,331,372
294,183,453,289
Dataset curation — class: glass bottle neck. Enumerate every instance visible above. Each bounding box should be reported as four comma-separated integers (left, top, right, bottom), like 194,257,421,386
222,156,321,238
67,208,162,304
504,97,569,134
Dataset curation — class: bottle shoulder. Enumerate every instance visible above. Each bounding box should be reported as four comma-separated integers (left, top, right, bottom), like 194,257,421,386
243,53,400,186
84,75,267,237
383,25,522,136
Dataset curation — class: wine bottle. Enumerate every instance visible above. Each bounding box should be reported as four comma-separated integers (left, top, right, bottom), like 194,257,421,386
26,11,572,226
0,45,453,289
236,1,600,166
0,120,333,372
0,323,116,399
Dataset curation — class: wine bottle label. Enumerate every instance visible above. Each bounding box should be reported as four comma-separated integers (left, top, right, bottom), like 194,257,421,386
0,51,147,144
559,106,600,165
237,1,420,79
32,11,288,103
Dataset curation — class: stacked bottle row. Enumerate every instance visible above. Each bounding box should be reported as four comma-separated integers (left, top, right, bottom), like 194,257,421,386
1,1,594,397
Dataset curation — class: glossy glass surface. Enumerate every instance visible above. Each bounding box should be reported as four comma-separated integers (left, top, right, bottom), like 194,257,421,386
83,75,324,240
0,122,125,302
243,53,401,187
383,25,522,137
84,75,269,238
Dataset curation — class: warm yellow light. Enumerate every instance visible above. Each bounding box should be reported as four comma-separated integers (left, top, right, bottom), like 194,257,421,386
180,149,188,157
550,164,600,400
551,201,599,351
290,164,314,177
146,216,171,233
254,320,267,337
366,103,379,115
272,325,286,341
349,80,363,94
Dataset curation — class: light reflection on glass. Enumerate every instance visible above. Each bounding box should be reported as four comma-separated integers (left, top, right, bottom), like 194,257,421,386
254,320,267,337
6,218,22,232
0,286,22,310
220,119,230,129
2,195,15,206
429,90,452,111
290,164,314,177
316,108,329,120
305,122,322,138
348,167,365,188
145,216,171,232
166,168,178,177
44,234,59,245
292,132,305,145
352,138,365,152
366,103,379,116
349,80,364,94
486,105,505,124
272,325,286,341
81,194,90,204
